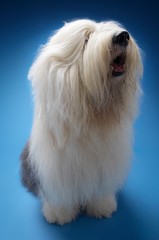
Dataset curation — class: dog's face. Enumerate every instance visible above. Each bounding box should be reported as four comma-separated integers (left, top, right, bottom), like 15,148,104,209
29,20,142,125
81,20,142,107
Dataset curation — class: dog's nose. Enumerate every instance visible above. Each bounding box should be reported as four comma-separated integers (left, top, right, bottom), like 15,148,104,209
112,31,130,47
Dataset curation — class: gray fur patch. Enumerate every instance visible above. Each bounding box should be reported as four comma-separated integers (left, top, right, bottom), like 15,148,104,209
20,141,40,196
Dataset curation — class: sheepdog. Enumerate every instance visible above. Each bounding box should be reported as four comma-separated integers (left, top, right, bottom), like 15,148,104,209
21,19,143,225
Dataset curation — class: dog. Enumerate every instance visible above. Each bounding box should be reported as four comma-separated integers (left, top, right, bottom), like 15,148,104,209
21,19,143,225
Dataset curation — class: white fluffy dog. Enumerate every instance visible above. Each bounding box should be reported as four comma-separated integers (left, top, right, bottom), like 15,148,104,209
21,19,143,225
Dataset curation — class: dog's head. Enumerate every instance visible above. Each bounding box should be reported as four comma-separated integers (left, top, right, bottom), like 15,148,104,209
29,19,143,126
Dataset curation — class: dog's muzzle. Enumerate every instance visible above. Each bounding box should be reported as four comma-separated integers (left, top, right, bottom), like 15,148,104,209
111,31,130,77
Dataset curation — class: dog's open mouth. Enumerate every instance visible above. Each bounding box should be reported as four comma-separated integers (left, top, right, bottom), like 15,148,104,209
111,53,126,77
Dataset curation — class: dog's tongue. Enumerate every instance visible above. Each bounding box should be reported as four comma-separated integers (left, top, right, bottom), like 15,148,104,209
111,63,124,73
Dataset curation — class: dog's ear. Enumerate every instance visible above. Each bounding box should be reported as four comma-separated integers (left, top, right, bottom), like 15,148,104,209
28,20,96,107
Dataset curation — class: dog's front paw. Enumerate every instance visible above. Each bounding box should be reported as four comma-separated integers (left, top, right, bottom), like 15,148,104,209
42,201,78,225
86,195,117,219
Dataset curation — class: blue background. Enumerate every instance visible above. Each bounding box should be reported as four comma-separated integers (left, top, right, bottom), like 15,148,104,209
0,0,159,239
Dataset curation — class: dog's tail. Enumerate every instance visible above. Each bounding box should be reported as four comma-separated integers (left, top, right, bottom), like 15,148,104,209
20,141,40,197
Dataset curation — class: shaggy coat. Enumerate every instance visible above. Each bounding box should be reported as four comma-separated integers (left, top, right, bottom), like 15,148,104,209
21,19,142,225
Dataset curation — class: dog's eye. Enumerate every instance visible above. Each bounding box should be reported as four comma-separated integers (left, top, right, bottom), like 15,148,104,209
85,38,89,44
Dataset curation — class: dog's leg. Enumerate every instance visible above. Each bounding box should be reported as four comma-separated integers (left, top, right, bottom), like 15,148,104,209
42,200,79,225
86,194,117,218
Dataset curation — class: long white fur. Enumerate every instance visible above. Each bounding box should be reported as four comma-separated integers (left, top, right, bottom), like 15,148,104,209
28,19,142,224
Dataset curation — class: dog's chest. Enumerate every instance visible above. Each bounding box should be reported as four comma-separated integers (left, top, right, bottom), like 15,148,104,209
57,126,129,190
